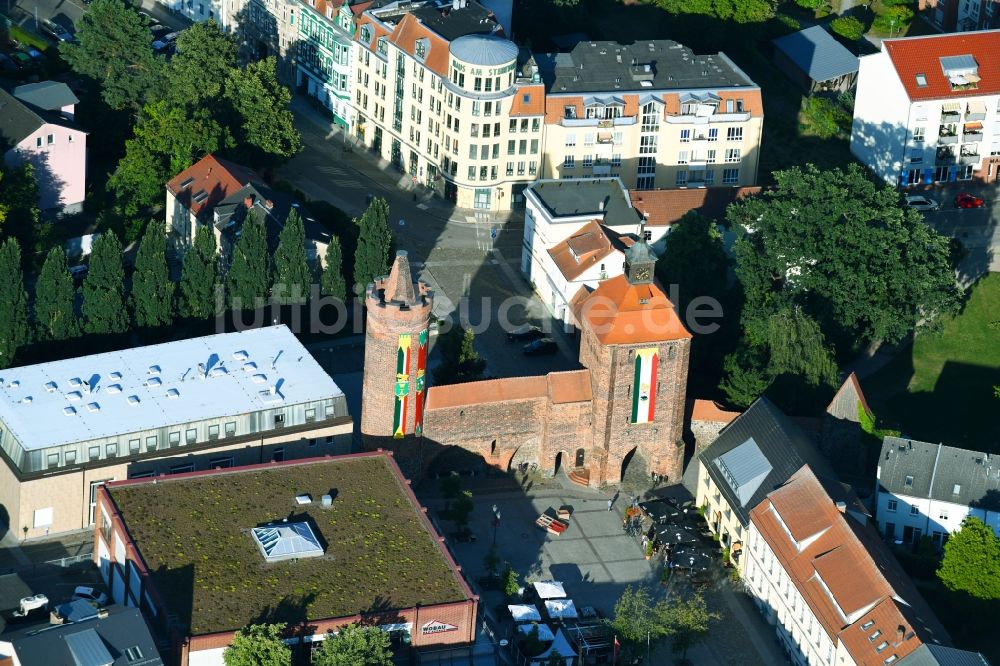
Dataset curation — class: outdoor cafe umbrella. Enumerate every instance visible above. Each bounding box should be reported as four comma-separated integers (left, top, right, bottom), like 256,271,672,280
544,599,579,620
656,524,700,545
533,580,567,599
509,604,542,622
638,500,678,524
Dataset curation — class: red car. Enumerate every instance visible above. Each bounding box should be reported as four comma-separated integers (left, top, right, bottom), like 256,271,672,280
954,192,985,209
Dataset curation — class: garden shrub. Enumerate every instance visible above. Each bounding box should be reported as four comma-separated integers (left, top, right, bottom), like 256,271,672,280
830,16,865,40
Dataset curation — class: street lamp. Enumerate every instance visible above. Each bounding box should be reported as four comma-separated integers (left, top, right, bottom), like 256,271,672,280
491,504,501,547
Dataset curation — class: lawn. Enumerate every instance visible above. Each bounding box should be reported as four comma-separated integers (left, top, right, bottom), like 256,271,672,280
862,273,1000,450
108,455,469,635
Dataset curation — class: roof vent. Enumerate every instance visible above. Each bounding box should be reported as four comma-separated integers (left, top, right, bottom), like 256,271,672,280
63,406,76,416
252,373,267,384
109,371,122,380
66,391,82,401
148,365,161,375
321,494,333,508
44,381,57,392
167,388,180,399
233,350,249,361
295,494,312,505
209,367,228,378
127,395,140,406
68,377,82,388
145,377,162,388
86,402,100,413
21,396,32,404
106,384,121,394
243,362,258,372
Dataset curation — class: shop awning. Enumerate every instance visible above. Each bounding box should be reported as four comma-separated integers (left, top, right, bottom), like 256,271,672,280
533,580,566,599
519,623,555,641
509,604,542,622
942,102,962,113
545,599,579,619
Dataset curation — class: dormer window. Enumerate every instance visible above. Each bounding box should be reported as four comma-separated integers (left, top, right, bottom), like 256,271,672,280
325,6,332,18
940,54,979,90
360,25,371,43
376,36,387,55
415,38,427,60
905,475,913,487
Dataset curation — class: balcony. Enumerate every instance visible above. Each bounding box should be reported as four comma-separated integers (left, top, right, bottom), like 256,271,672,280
963,131,984,143
561,116,636,128
936,148,956,162
937,129,959,145
965,102,987,122
960,152,981,165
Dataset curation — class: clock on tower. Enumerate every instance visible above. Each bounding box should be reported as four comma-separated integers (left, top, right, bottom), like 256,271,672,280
624,226,657,285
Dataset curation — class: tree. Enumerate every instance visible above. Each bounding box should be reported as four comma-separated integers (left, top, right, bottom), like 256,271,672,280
165,21,238,108
225,57,301,160
607,586,672,660
663,592,719,659
937,517,1000,601
501,562,520,599
0,163,40,248
0,239,29,368
272,209,311,304
178,225,220,319
109,101,225,214
432,325,486,385
353,198,393,295
131,222,174,328
448,490,474,531
830,16,865,40
320,235,348,301
656,211,728,316
223,623,291,666
34,247,79,342
727,164,960,348
81,231,128,335
60,0,162,110
226,210,271,310
311,624,393,666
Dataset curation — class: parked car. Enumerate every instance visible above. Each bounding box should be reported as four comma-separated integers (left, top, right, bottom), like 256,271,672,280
68,264,88,283
954,192,985,209
137,10,156,24
40,19,73,43
507,324,544,342
903,194,940,211
523,338,557,356
9,51,35,69
150,24,171,41
71,586,107,606
153,32,179,51
19,46,44,61
0,53,18,72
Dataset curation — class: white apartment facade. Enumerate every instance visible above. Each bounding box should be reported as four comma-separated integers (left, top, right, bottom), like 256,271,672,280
851,30,1000,187
295,0,358,128
875,437,1000,549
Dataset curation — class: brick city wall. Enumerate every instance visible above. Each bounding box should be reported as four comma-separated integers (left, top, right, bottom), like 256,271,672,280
539,399,594,473
422,396,547,467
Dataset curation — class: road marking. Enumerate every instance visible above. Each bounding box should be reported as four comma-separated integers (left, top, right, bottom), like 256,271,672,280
416,203,428,210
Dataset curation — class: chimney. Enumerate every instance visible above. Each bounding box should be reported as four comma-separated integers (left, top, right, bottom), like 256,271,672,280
598,200,604,211
895,625,906,647
264,199,274,210
244,196,254,208
835,500,847,513
207,167,213,176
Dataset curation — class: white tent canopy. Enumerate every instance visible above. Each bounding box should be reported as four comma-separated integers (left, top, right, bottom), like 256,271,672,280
532,580,566,599
508,604,542,622
518,623,555,641
545,599,578,619
532,628,576,665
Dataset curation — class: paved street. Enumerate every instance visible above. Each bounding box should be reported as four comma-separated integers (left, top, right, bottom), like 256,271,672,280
3,0,189,37
922,195,1000,282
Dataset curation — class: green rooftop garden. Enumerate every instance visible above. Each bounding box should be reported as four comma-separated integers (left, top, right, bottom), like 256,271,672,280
109,455,468,635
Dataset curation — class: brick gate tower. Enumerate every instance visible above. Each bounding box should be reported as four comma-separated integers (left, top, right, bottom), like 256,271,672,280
572,236,692,486
360,251,433,445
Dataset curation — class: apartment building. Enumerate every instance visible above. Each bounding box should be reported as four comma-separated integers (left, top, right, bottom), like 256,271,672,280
919,0,999,32
875,437,1000,548
851,30,1000,187
295,0,362,127
0,326,352,539
536,40,763,192
745,465,988,666
235,0,299,81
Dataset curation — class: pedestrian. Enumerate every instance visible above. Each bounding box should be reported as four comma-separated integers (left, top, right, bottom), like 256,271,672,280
607,498,613,511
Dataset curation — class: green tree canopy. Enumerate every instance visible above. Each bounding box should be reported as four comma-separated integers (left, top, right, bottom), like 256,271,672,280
109,101,225,214
82,231,128,335
656,211,729,315
320,235,348,301
225,57,301,161
227,210,271,310
0,163,40,248
830,16,865,41
178,224,220,319
311,624,393,666
663,592,719,658
223,623,291,666
432,325,486,385
0,238,30,368
937,517,1000,601
607,585,673,656
165,21,238,108
272,209,311,304
34,247,79,342
727,164,960,347
131,222,174,328
61,0,162,110
353,198,393,295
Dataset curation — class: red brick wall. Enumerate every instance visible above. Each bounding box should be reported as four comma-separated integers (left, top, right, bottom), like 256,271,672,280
423,397,547,467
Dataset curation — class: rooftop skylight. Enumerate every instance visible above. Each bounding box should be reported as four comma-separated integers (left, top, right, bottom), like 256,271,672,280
251,521,324,563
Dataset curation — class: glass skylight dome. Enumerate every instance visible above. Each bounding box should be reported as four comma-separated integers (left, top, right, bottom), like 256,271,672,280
251,521,324,562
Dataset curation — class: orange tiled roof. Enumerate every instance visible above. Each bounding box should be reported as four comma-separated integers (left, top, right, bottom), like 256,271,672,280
628,187,761,226
388,13,450,78
166,154,258,218
750,466,949,665
547,370,593,404
510,84,545,116
688,399,740,424
572,274,691,345
424,376,548,410
547,220,621,282
883,31,1000,101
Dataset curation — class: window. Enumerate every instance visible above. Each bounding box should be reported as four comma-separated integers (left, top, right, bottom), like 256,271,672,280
272,448,285,462
47,134,54,145
507,140,515,155
722,168,739,184
640,135,657,154
36,137,42,148
469,145,477,160
517,161,526,176
532,118,540,132
676,170,687,186
704,169,715,185
939,509,948,520
887,499,898,512
209,456,234,469
912,126,925,142
509,119,517,133
584,133,595,146
519,140,527,155
480,166,488,180
186,429,197,444
727,127,743,141
468,166,476,180
563,155,575,168
208,424,220,440
274,413,285,427
170,463,194,474
861,620,876,631
305,408,317,422
47,453,60,468
678,150,689,164
905,475,914,487
530,139,538,154
725,148,741,163
129,439,141,454
225,421,236,437
168,432,181,446
89,446,100,461
529,161,537,176
611,153,622,166
875,641,889,652
583,154,593,167
680,129,691,143
104,442,117,457
910,505,919,516
65,450,77,465
146,436,157,451
520,119,528,133
952,483,961,494
124,646,144,662
506,162,514,176
884,656,897,665
474,76,482,91
565,133,576,147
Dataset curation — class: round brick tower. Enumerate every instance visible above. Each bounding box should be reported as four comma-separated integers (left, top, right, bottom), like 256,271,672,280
361,251,433,445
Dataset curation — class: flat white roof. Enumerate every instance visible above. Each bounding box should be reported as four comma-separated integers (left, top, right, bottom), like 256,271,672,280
0,326,343,451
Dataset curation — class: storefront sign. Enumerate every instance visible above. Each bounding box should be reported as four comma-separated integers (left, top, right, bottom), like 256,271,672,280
421,620,459,635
